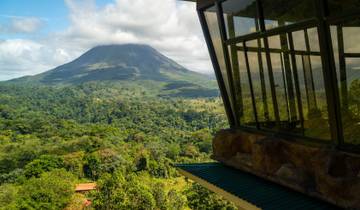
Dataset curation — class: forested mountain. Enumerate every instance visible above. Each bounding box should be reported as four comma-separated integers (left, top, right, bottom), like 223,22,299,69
8,44,219,98
0,41,237,209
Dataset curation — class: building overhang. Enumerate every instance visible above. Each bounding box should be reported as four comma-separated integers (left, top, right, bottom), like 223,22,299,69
179,0,215,10
176,163,339,210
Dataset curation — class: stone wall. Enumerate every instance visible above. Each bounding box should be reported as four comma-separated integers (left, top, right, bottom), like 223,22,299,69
212,129,360,209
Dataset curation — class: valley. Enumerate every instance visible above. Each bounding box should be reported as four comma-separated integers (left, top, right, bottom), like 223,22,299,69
0,44,235,209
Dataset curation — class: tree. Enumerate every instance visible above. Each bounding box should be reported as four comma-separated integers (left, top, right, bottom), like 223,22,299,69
16,169,76,210
166,189,186,210
185,183,237,210
63,151,85,178
93,172,156,210
349,79,360,116
83,153,101,180
24,155,64,178
0,184,18,210
166,143,181,160
124,181,156,210
0,83,229,209
151,182,167,210
92,172,126,210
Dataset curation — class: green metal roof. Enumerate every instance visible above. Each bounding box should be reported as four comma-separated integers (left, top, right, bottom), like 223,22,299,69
176,163,341,210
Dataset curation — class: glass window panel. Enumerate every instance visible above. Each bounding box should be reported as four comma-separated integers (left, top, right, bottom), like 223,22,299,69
266,34,300,129
331,19,360,144
247,39,262,48
343,27,360,53
248,51,267,123
238,51,256,126
260,52,276,124
261,0,316,30
270,53,292,123
204,6,235,115
307,28,320,52
264,31,330,138
289,28,331,139
223,0,259,39
267,35,281,49
345,58,360,144
292,31,307,51
243,39,277,129
295,55,309,118
228,45,243,120
295,53,331,140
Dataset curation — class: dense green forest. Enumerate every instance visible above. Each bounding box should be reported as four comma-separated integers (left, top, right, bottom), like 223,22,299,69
0,82,236,210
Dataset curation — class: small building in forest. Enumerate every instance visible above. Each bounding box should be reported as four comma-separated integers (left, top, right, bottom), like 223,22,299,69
75,183,97,193
177,0,360,209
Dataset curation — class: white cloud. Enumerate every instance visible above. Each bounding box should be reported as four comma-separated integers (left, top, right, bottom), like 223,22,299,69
11,17,44,33
0,0,213,81
0,39,73,80
60,0,212,73
0,16,44,34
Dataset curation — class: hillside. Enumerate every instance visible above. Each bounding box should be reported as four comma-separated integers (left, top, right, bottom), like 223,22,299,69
0,83,235,209
8,44,219,98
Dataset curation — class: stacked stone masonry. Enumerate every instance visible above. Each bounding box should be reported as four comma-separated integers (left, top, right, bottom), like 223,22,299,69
212,129,360,209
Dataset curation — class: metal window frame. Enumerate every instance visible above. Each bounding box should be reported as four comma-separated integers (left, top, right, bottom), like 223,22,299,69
215,2,240,127
288,32,306,134
314,0,344,148
325,5,360,151
196,0,360,153
197,9,236,127
243,41,260,129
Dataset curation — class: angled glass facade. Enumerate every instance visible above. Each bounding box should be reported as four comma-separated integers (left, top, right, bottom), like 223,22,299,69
198,0,360,150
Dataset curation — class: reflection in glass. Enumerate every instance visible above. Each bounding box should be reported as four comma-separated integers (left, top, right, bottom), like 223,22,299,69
222,0,259,39
226,28,331,139
237,51,256,125
248,51,268,124
292,31,306,51
267,34,301,131
343,27,360,53
331,19,360,144
307,28,320,52
204,6,235,115
294,54,331,139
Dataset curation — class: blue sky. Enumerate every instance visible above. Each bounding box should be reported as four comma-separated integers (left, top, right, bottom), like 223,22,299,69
0,0,116,39
0,0,210,81
0,1,68,38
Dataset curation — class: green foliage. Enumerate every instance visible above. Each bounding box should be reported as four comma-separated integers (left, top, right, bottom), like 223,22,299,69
24,155,64,178
125,181,156,210
0,184,18,210
16,169,76,210
93,172,156,210
185,183,237,210
62,151,85,178
92,172,127,209
0,169,24,185
83,153,102,180
167,189,187,210
152,182,168,210
0,83,233,209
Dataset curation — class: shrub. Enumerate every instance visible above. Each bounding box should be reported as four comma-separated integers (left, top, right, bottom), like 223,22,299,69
16,169,76,210
24,155,64,178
